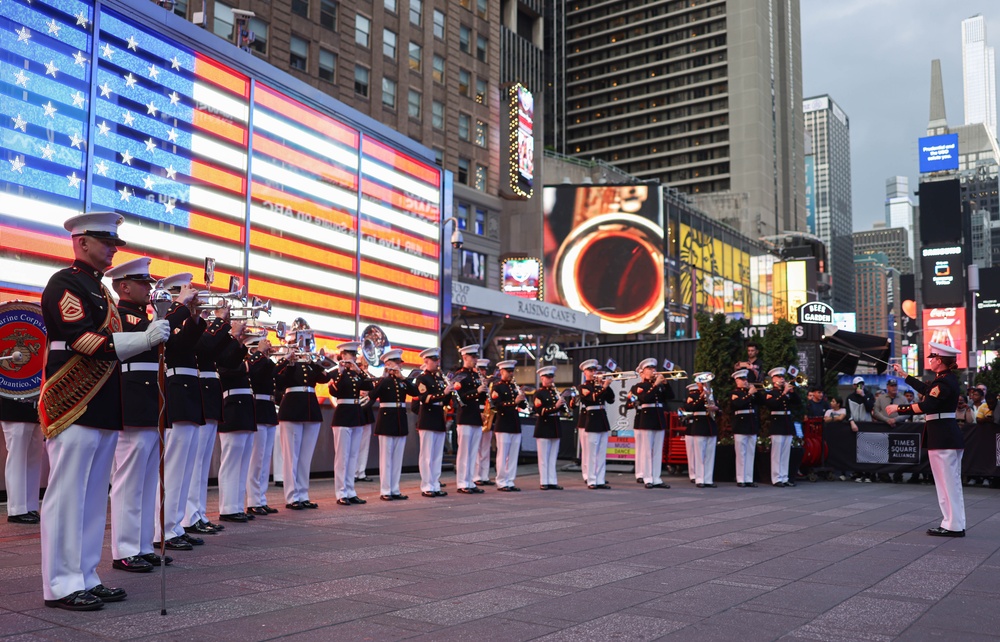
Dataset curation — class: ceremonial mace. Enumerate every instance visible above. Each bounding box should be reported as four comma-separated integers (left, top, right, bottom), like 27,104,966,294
151,281,173,616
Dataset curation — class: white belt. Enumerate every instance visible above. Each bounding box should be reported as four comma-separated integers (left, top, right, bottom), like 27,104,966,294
926,412,956,420
167,367,199,378
379,402,406,408
223,388,253,399
689,411,708,416
336,398,360,404
254,394,273,401
639,403,662,409
49,341,67,351
199,371,219,379
286,386,314,393
735,409,755,415
122,362,158,372
770,411,790,415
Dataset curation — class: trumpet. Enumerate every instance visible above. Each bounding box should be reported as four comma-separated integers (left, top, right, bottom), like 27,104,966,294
651,369,688,380
228,297,272,320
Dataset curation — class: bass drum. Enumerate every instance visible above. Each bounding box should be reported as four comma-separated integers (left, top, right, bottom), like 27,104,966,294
0,301,46,400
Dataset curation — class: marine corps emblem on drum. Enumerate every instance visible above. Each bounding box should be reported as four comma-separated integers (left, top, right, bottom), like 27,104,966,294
0,301,46,399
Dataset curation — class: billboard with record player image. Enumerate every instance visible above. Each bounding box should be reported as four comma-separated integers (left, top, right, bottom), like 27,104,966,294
542,185,664,334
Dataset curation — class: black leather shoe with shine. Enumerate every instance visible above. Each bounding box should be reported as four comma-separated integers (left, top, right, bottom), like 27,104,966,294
88,585,126,603
112,556,154,573
44,590,103,611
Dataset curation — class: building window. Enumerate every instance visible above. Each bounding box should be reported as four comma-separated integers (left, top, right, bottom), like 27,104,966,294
475,120,486,147
355,15,371,47
457,157,470,184
477,0,487,19
384,0,397,12
433,9,445,39
248,18,268,55
458,113,470,140
475,77,487,104
408,89,421,118
432,55,445,83
173,0,188,17
408,42,422,71
459,69,470,96
474,207,486,234
354,65,370,96
409,0,422,25
318,49,336,81
382,78,397,109
459,0,471,9
475,165,487,191
461,249,486,282
289,36,308,71
383,28,397,59
291,0,309,17
432,101,444,129
320,0,337,30
476,35,487,62
457,203,470,229
459,25,471,53
213,2,234,40
434,148,443,167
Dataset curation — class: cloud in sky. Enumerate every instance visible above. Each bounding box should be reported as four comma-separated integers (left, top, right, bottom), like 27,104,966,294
801,0,1000,233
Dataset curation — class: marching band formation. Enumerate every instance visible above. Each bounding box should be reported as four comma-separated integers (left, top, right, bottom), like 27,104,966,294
0,212,969,612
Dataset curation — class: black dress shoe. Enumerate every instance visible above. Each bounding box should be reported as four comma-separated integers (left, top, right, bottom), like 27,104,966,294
650,483,669,488
262,505,278,513
246,506,268,516
380,495,393,501
644,483,654,489
7,513,39,524
475,480,496,486
696,483,705,488
140,553,172,566
471,487,485,494
636,478,645,484
539,485,550,490
421,491,437,497
458,488,476,494
550,484,564,490
348,496,366,505
773,483,783,487
200,519,224,531
587,484,598,489
391,493,408,500
244,511,256,520
219,513,248,523
747,483,758,488
435,490,448,496
184,522,217,535
704,483,717,488
88,585,126,603
336,498,351,506
112,556,154,573
355,476,374,482
927,526,966,537
595,483,611,489
783,481,796,487
180,533,204,546
690,478,696,483
45,590,103,611
157,536,193,551
301,501,319,509
736,483,746,488
497,486,511,492
439,482,447,487
286,501,304,510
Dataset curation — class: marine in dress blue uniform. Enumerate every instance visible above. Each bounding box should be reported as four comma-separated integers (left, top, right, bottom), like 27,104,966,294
246,339,279,515
684,375,719,487
631,358,673,488
763,367,800,487
1,396,43,524
216,328,254,522
453,344,487,494
579,360,615,488
533,365,564,490
730,369,764,487
370,349,416,500
415,347,452,497
330,341,375,505
491,360,527,491
473,358,495,486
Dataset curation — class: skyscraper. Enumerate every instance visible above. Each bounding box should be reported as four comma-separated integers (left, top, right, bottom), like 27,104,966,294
853,227,912,275
854,253,901,359
803,95,854,313
885,176,915,261
962,14,996,137
553,0,805,240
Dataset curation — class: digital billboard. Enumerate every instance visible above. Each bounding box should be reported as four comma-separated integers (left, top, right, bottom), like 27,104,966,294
500,257,542,300
918,133,959,174
920,245,966,308
0,0,441,367
542,185,663,334
507,84,533,199
922,307,967,369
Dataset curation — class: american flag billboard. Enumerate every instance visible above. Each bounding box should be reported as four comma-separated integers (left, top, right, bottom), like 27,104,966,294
0,0,442,366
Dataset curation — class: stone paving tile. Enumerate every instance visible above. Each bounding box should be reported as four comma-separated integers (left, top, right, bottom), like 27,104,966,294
536,562,649,589
905,593,1000,636
392,586,545,625
864,569,966,601
741,580,860,618
789,595,930,641
800,554,911,588
0,612,54,637
638,579,775,618
403,614,559,641
507,586,655,625
533,613,688,641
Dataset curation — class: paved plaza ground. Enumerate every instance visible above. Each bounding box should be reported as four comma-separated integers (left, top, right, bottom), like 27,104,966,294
2,465,1000,641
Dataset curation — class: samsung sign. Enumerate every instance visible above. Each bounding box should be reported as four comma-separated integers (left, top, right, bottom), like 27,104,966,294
798,301,835,325
918,134,959,173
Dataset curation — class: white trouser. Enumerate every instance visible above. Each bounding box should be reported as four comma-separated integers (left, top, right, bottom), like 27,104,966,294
156,421,198,541
495,432,522,487
585,432,608,486
537,438,560,486
247,423,276,507
417,430,445,492
473,430,492,482
41,425,117,601
355,423,372,479
928,449,966,531
378,435,406,496
333,425,362,500
634,430,650,482
685,434,696,480
1,420,43,515
578,427,589,481
770,434,792,484
184,419,218,527
646,431,665,484
279,421,320,503
271,423,284,482
455,424,482,489
218,432,254,514
734,434,757,484
111,427,159,559
692,435,716,485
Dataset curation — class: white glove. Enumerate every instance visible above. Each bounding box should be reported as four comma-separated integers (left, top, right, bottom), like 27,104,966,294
112,321,170,361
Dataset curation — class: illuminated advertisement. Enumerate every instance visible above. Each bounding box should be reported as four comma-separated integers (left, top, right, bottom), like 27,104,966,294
918,133,959,174
500,257,542,300
508,84,533,198
0,1,441,367
922,308,967,369
542,185,664,334
675,222,752,317
920,245,965,308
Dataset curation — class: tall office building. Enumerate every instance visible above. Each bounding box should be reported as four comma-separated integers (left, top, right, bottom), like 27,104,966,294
854,253,901,359
885,176,915,261
803,95,853,313
962,14,996,137
554,0,806,240
853,227,912,275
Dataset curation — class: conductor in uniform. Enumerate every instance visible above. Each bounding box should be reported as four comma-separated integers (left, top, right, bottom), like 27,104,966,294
39,213,169,610
532,365,564,490
414,347,453,497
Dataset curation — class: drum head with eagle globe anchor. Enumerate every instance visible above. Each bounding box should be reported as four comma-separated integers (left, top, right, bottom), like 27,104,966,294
0,301,46,400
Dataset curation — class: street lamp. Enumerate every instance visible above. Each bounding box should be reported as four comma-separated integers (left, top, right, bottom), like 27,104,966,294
969,264,980,373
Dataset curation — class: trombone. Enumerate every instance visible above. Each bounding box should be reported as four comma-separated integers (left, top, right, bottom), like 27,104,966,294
593,371,639,381
651,369,688,380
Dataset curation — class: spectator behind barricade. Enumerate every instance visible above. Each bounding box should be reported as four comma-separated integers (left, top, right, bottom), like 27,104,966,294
825,397,847,422
969,386,985,417
956,394,975,425
905,390,924,422
874,378,907,427
806,386,830,418
975,386,993,424
846,376,875,482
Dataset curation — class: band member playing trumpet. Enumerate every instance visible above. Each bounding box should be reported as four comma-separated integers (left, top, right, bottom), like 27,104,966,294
454,345,487,494
371,349,415,500
473,357,495,487
415,348,452,497
330,341,374,506
533,366,563,490
216,328,255,523
246,338,279,515
575,359,598,483
354,353,376,484
730,369,764,487
764,367,800,487
685,375,718,487
579,359,614,489
491,361,527,491
632,358,673,489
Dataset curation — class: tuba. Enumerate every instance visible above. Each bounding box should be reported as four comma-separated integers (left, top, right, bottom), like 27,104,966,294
360,324,389,376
